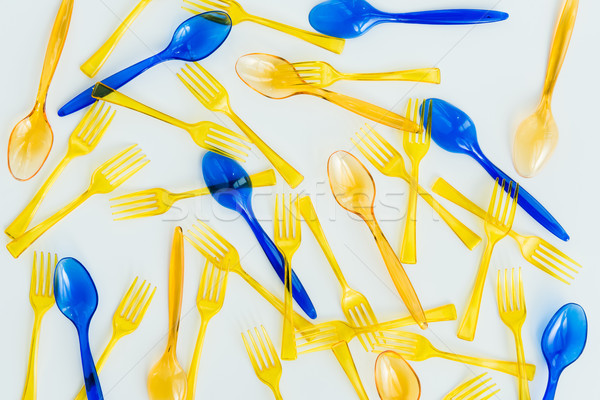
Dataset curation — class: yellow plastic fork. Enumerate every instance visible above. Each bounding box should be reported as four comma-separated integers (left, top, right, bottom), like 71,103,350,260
91,83,250,162
295,304,457,354
182,0,345,54
400,99,431,264
299,195,380,351
178,62,303,188
21,252,56,400
187,259,228,400
458,179,519,341
432,177,580,284
274,194,301,361
110,169,276,220
352,125,481,250
291,61,440,89
184,220,314,333
6,102,115,239
7,145,149,258
443,373,500,400
376,331,536,380
497,268,530,400
242,326,284,400
74,277,155,400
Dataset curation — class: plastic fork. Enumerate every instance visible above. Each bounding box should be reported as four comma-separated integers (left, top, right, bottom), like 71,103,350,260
73,277,155,400
187,259,228,400
400,99,431,264
21,252,56,400
274,194,301,360
7,145,149,258
458,179,519,341
377,331,536,380
299,195,380,351
6,102,115,239
352,124,481,250
184,220,314,334
291,60,440,88
295,304,457,354
182,0,345,54
91,83,250,162
432,177,580,284
110,169,276,220
443,373,500,400
497,268,530,400
178,62,303,188
242,326,283,400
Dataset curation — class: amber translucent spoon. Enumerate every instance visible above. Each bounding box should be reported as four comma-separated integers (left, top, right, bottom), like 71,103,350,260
375,351,421,400
8,0,74,181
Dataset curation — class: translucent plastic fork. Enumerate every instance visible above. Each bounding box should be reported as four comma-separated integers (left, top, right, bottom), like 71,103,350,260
432,177,580,284
242,326,283,400
74,277,155,400
178,62,303,187
110,169,276,220
92,83,250,162
21,252,56,400
7,145,149,258
352,124,481,250
6,102,115,239
400,99,431,264
443,373,500,400
497,268,530,400
182,0,345,53
458,179,519,341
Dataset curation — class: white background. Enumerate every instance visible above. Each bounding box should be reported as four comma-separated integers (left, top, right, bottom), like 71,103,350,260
0,0,598,399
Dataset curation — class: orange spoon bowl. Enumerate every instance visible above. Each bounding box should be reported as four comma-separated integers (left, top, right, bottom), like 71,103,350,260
375,351,421,400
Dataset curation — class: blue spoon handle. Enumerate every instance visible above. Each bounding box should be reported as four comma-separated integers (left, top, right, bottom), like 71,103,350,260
542,369,561,400
242,210,317,319
474,152,569,241
78,327,103,400
390,9,508,25
58,53,165,116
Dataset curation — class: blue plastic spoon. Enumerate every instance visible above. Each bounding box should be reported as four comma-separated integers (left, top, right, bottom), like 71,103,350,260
201,152,316,319
309,0,508,39
541,303,587,400
422,98,569,242
58,11,232,117
54,257,103,400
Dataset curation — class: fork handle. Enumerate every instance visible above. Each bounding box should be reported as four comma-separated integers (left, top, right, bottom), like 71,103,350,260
513,329,531,400
21,314,43,400
247,14,345,54
281,257,297,360
343,68,441,84
313,88,420,132
331,342,369,400
187,320,209,400
77,326,104,400
400,168,419,263
437,350,536,380
7,191,92,258
74,334,119,400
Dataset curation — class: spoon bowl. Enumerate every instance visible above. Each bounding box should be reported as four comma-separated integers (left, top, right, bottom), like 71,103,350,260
375,351,421,400
327,150,375,218
147,352,187,400
236,53,308,99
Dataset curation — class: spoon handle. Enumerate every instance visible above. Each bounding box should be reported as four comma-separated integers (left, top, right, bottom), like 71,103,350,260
168,227,184,345
542,368,561,400
342,68,441,84
542,0,579,99
36,0,75,105
331,342,369,400
78,327,104,400
314,88,420,132
59,53,164,116
389,9,508,25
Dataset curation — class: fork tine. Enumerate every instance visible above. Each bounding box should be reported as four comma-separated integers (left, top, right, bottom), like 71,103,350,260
38,252,44,296
362,127,393,161
496,270,504,313
75,102,102,139
274,195,281,239
133,285,156,324
355,133,387,166
242,331,261,371
192,223,228,257
110,191,154,203
98,145,137,174
518,268,525,310
195,220,229,253
208,123,251,146
124,279,148,319
31,252,38,296
487,178,500,216
365,124,398,156
446,373,487,398
116,277,138,315
256,327,273,368
182,3,211,14
535,247,579,274
248,328,267,370
127,281,151,320
86,106,115,147
185,230,220,264
178,72,210,104
111,195,157,210
351,138,384,171
185,63,222,93
508,184,519,226
262,326,279,365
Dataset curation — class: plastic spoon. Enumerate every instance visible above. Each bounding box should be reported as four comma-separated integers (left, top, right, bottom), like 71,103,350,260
327,150,427,329
512,0,579,177
309,0,508,39
8,0,74,181
235,53,420,132
147,227,187,400
422,98,569,242
53,257,103,400
58,11,231,117
541,303,587,400
201,151,316,319
375,351,421,400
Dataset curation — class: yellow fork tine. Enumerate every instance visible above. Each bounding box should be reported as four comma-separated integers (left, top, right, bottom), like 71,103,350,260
124,279,148,319
111,198,158,213
446,373,487,398
249,328,267,370
487,178,500,217
116,277,138,315
354,133,387,166
365,124,397,157
242,331,261,371
132,284,156,323
82,103,115,145
110,158,150,188
256,327,273,368
30,252,38,297
98,145,137,175
184,63,222,93
262,326,279,366
351,137,384,171
362,127,393,161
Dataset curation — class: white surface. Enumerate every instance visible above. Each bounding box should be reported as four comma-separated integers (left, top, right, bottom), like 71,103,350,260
0,0,598,399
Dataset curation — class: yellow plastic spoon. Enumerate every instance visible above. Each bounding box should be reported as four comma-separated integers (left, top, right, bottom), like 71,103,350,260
7,0,75,181
375,351,421,400
512,0,579,177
